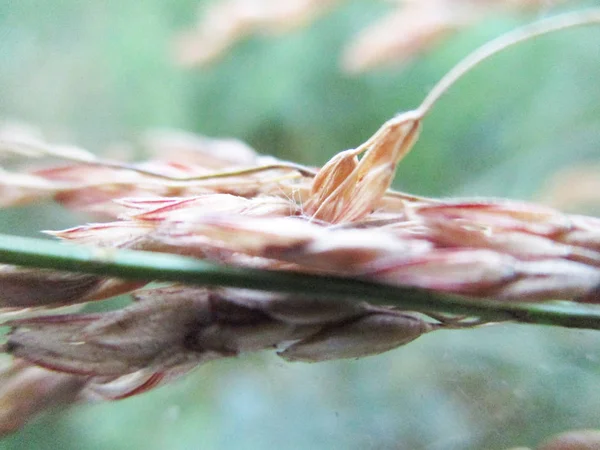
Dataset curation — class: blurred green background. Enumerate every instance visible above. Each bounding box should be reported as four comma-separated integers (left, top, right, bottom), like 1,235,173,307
1,1,600,449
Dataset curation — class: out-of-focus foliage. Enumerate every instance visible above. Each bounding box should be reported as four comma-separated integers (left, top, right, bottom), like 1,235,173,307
1,1,600,449
171,0,573,74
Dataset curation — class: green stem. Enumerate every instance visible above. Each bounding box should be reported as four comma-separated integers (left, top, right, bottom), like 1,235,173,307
0,234,599,330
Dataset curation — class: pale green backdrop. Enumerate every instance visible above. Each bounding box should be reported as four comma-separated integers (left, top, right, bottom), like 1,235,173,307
1,1,600,449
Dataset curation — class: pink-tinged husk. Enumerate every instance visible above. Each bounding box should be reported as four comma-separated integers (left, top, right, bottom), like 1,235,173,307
125,194,297,222
0,264,145,309
492,259,600,301
365,249,517,294
82,363,201,401
0,169,72,207
39,194,302,267
305,114,421,223
139,130,261,168
4,286,436,382
537,429,600,450
206,288,367,325
303,149,359,219
147,210,600,301
0,270,142,310
6,293,212,376
559,215,600,251
341,3,468,74
45,222,154,248
174,0,342,67
340,0,566,74
155,215,430,270
279,311,433,362
47,194,298,248
0,360,87,436
0,267,102,308
0,132,311,216
419,215,600,267
413,200,573,236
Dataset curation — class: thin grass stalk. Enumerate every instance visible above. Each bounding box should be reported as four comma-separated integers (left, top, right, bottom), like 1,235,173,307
0,234,598,330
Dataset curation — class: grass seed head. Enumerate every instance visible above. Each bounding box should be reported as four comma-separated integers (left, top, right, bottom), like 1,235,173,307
0,10,599,421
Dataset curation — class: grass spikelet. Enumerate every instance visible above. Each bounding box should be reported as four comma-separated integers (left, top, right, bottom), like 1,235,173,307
0,9,599,433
